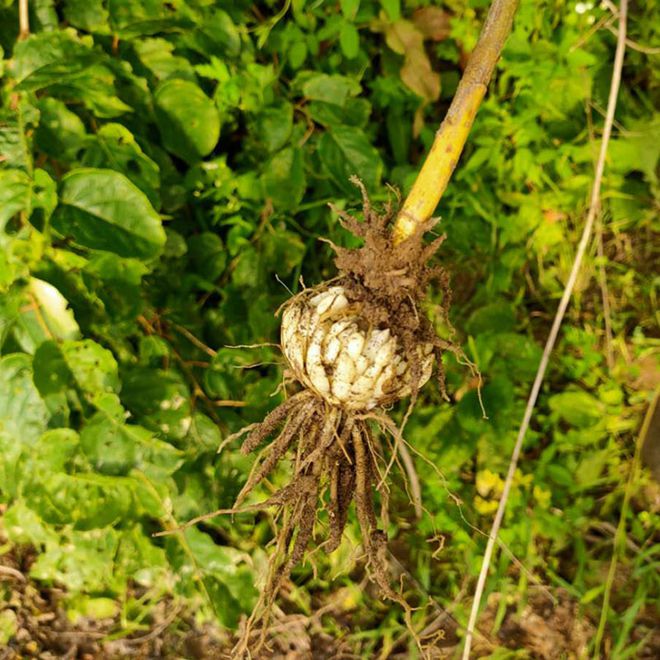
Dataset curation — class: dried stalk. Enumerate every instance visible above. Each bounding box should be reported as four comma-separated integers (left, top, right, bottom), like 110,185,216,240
18,0,29,40
461,2,629,657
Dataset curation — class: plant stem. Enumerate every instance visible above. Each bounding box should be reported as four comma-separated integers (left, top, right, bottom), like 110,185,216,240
393,0,518,243
461,2,628,658
18,0,29,40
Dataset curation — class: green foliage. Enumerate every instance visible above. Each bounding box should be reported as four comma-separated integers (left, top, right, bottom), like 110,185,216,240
0,0,657,654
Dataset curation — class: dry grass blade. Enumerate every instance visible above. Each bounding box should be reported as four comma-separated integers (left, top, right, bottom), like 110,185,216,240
461,2,629,657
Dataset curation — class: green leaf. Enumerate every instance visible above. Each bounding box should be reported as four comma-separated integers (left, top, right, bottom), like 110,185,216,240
154,79,221,163
80,411,144,475
0,354,49,446
288,41,307,69
63,0,110,33
32,429,80,473
120,368,192,440
29,527,121,592
11,32,131,117
318,125,383,193
339,21,360,59
466,302,517,336
262,230,306,275
11,31,98,87
0,169,31,230
548,390,605,428
26,471,135,528
309,98,371,128
380,0,401,21
33,340,75,396
81,123,161,208
52,168,166,259
108,0,194,38
177,528,258,628
300,72,361,106
34,98,87,160
188,232,227,282
262,147,306,211
253,103,294,153
133,37,195,82
340,0,360,19
61,338,120,396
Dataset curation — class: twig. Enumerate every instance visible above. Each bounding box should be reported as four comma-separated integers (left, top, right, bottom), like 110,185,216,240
213,399,247,407
461,3,628,658
170,322,217,357
18,0,29,40
594,387,657,656
393,0,519,242
597,220,615,370
397,443,423,519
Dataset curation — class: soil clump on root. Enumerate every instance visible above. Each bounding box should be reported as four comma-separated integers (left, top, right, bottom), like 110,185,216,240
227,179,463,657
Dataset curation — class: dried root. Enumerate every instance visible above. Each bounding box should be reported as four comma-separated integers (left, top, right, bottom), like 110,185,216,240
230,393,416,658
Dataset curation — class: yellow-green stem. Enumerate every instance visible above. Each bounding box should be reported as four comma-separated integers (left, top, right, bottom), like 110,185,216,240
393,0,519,243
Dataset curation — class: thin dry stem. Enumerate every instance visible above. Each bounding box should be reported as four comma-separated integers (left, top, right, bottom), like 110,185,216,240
18,0,29,40
461,3,628,657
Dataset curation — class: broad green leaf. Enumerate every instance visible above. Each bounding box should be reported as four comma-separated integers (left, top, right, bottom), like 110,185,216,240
11,31,98,86
253,103,294,153
80,411,144,475
300,72,361,106
466,302,517,335
154,79,221,163
0,354,49,445
172,528,258,628
108,0,194,38
11,32,130,117
33,341,75,396
81,123,161,208
380,0,401,21
548,390,605,428
262,147,306,211
187,232,227,282
184,10,242,58
0,169,31,229
120,367,192,440
84,252,148,286
133,37,196,82
2,502,59,547
116,526,168,587
30,527,121,592
63,0,110,33
318,125,383,193
309,98,371,129
262,230,306,275
52,168,166,259
61,338,120,396
32,429,80,473
26,471,134,528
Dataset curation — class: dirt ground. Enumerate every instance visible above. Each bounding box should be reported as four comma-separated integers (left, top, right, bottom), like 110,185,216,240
2,542,659,659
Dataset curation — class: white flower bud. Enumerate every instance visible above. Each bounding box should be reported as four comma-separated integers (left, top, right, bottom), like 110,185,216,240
281,286,433,410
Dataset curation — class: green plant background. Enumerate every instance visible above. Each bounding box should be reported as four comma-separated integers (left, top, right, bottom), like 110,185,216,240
0,0,658,656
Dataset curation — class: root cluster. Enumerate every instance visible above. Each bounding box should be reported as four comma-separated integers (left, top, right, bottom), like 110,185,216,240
230,390,413,656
